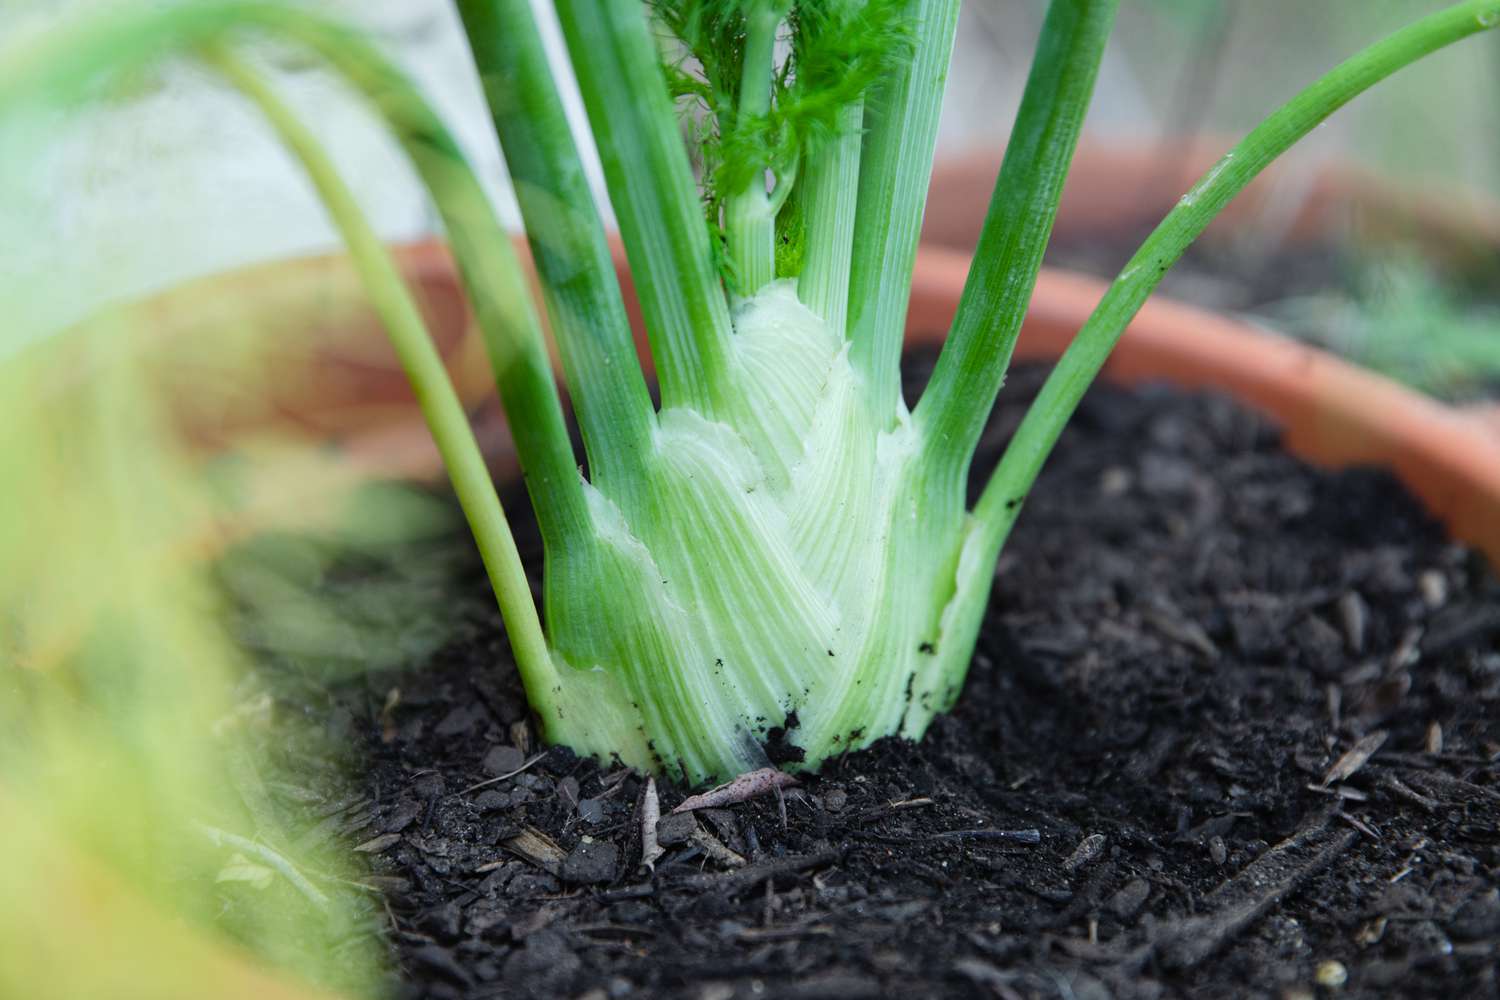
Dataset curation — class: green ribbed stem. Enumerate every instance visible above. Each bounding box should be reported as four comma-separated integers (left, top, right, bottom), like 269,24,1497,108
454,0,654,506
846,0,959,425
798,99,863,337
915,0,1118,490
552,0,735,414
722,0,784,297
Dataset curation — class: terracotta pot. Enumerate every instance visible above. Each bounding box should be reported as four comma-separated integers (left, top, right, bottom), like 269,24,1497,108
81,235,1500,567
908,246,1500,570
921,139,1500,566
60,242,488,451
924,138,1500,267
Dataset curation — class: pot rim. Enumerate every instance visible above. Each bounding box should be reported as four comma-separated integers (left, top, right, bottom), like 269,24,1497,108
909,245,1500,570
924,137,1500,265
76,236,1500,569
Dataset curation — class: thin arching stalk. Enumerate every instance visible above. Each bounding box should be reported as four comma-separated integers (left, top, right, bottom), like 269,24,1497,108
208,50,565,721
973,0,1500,562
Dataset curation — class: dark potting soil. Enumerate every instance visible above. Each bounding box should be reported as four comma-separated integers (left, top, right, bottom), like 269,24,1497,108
265,364,1500,1000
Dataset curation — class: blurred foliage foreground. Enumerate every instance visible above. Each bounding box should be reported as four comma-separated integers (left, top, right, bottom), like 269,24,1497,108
0,253,476,998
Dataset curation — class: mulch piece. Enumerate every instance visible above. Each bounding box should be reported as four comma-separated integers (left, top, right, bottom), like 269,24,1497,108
260,364,1500,999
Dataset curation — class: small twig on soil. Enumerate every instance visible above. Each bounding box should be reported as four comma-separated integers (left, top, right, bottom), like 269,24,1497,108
353,832,403,853
889,796,935,810
1378,773,1439,812
196,822,329,907
1144,605,1219,660
1336,811,1379,839
1388,626,1423,671
594,768,634,799
737,923,834,942
851,796,935,822
1318,730,1387,788
690,826,747,868
571,922,659,938
640,777,664,872
934,828,1042,844
500,825,567,874
460,751,550,794
671,847,842,894
672,767,798,814
1304,783,1369,802
1062,833,1107,873
1338,591,1367,652
597,882,656,902
1152,810,1357,970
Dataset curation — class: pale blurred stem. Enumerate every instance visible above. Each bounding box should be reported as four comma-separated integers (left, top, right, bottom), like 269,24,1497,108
973,0,1500,560
723,0,781,296
211,51,563,718
798,99,863,337
195,822,328,907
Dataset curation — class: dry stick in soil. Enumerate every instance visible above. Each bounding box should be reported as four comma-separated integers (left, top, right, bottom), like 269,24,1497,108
1151,811,1359,970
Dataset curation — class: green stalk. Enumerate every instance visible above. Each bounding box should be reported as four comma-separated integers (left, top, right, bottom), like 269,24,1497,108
208,50,564,720
846,0,959,424
722,0,783,296
552,0,734,414
798,98,864,337
974,0,1500,557
915,0,1117,489
454,0,654,504
0,1,591,554
301,28,590,554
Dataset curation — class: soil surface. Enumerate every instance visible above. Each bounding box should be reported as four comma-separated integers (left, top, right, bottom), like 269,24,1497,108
264,365,1500,1000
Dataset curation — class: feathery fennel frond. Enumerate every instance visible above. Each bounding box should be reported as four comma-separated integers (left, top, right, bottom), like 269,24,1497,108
651,0,909,281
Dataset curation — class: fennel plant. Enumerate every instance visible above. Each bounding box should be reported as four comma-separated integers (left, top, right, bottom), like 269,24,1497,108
5,0,1497,782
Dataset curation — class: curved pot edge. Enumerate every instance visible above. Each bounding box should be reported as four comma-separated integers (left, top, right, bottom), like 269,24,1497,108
75,238,1500,570
925,138,1500,261
909,246,1500,570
